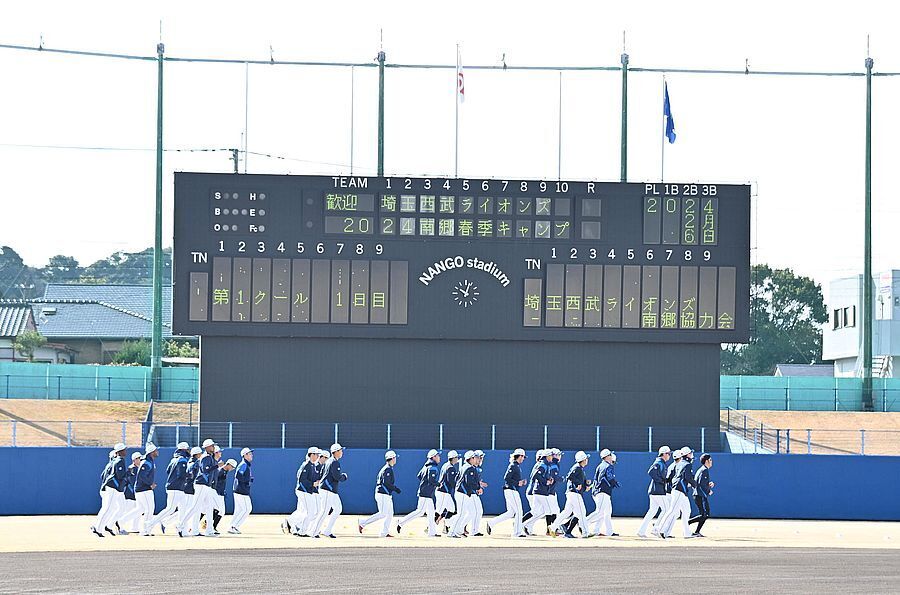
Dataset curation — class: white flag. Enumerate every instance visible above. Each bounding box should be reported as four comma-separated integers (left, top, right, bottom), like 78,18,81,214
457,48,465,103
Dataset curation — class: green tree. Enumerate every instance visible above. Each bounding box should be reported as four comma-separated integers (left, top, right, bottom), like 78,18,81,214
112,339,151,366
42,255,82,284
0,246,41,299
721,264,828,375
164,340,199,359
12,330,48,362
81,248,171,285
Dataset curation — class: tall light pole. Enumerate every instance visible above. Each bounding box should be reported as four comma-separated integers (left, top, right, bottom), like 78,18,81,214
150,42,165,402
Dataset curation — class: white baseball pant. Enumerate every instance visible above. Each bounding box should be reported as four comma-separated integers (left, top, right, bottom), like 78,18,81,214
231,494,252,529
450,494,476,537
488,489,524,536
398,496,437,536
96,489,125,532
522,494,553,532
360,492,394,537
637,494,669,536
320,490,342,536
135,490,156,535
149,490,185,532
288,491,316,535
586,492,613,536
551,491,587,535
658,490,692,537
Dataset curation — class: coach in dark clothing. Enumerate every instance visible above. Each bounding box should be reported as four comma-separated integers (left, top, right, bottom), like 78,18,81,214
689,453,715,536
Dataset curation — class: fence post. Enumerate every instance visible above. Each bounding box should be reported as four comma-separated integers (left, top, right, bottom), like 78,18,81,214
228,422,233,448
647,426,653,453
11,419,16,447
775,429,780,454
57,375,62,400
785,387,789,411
807,429,811,454
491,424,496,451
743,415,747,439
833,387,838,411
67,421,72,447
786,429,791,454
726,408,731,432
883,388,888,412
543,425,548,449
753,428,758,454
387,424,391,449
439,424,444,450
108,377,112,401
5,374,9,398
121,421,127,446
595,426,600,452
281,422,286,449
701,427,706,453
860,429,865,455
736,387,741,410
334,423,339,445
175,422,180,445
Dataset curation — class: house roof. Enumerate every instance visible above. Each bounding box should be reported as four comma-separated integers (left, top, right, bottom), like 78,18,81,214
774,364,834,377
0,303,35,338
30,284,181,340
43,284,172,324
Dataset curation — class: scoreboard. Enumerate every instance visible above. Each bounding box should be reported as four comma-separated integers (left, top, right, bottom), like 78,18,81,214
173,174,749,344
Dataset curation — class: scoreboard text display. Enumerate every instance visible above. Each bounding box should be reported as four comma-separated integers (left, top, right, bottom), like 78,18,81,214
173,174,749,344
174,173,748,440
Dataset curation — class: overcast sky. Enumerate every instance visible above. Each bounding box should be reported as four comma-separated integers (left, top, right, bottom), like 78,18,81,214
2,1,898,304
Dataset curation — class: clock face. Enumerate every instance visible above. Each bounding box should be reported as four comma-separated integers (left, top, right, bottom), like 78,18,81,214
451,279,479,308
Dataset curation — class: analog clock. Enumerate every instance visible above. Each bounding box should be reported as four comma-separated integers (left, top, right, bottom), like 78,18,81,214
451,279,479,308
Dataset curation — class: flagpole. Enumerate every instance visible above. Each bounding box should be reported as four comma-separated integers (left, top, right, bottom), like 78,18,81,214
455,44,459,177
660,76,665,182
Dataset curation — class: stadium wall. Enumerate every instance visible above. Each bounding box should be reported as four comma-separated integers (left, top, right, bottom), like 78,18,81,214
2,448,898,521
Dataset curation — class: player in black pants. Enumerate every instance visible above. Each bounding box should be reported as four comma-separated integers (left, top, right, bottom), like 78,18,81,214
689,453,714,536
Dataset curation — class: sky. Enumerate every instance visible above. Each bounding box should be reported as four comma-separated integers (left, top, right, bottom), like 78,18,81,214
1,1,899,305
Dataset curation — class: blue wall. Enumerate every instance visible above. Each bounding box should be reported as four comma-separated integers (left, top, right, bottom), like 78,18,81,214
2,447,898,521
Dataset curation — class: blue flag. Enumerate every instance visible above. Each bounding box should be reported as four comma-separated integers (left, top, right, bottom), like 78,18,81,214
663,82,676,144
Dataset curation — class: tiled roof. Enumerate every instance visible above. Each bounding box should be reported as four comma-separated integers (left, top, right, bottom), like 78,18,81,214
0,303,35,337
31,300,176,339
43,284,172,325
774,364,834,377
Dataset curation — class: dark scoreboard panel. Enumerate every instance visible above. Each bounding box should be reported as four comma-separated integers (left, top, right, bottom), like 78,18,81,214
173,174,749,343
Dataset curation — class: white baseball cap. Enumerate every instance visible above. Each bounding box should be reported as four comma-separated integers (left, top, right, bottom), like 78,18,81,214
536,449,546,458
385,450,397,460
550,448,561,456
513,448,526,457
599,448,612,458
658,446,672,455
190,446,202,456
319,448,330,456
108,450,116,458
575,450,590,463
131,452,142,461
464,450,475,460
213,445,222,454
176,442,190,450
202,439,216,449
240,447,253,457
447,450,459,459
113,442,126,452
145,443,158,455
673,448,683,458
330,443,343,453
427,449,440,459
474,449,485,457
680,447,693,457
307,446,319,455
225,458,238,468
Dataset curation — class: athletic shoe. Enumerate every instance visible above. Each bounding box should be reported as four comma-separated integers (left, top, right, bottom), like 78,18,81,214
486,524,492,535
659,533,667,540
637,533,648,538
281,520,290,535
115,522,121,532
228,528,239,534
396,522,402,534
358,522,363,534
161,525,166,534
105,527,116,537
117,530,128,536
91,527,104,538
610,533,620,537
326,534,336,539
203,533,218,538
449,534,461,539
563,533,575,539
693,532,705,538
473,532,484,537
384,534,393,538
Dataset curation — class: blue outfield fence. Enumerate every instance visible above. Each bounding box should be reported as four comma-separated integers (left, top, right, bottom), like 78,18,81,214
2,447,899,520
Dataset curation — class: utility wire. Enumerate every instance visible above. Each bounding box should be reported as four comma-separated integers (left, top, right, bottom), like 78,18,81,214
3,42,899,77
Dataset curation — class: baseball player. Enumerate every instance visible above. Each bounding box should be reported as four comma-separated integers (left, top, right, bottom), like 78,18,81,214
586,449,619,537
520,449,545,528
285,447,320,536
637,446,672,538
487,448,527,537
178,446,202,532
91,443,127,537
134,443,159,536
113,452,143,534
229,448,253,534
397,449,441,537
179,438,221,537
545,448,563,534
147,442,190,534
435,450,460,532
204,445,226,534
309,448,331,537
449,451,481,538
359,450,400,537
688,453,714,537
468,450,488,536
658,447,696,539
522,450,556,536
318,443,348,538
550,450,591,538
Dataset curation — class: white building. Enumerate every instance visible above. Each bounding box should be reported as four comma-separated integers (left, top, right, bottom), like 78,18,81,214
822,270,899,378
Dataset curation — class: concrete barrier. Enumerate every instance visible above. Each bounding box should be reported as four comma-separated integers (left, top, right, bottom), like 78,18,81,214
1,447,898,521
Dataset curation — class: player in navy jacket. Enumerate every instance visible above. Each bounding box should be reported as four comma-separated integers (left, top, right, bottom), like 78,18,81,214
397,449,442,537
359,451,400,537
229,448,253,534
285,447,320,536
688,453,715,536
638,446,672,537
551,450,592,538
487,449,527,537
586,449,619,537
318,444,348,538
435,451,460,531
